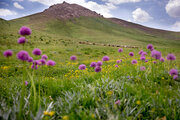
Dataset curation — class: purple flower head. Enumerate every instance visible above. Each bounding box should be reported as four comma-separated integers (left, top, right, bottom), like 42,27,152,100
47,60,56,66
145,60,148,62
116,60,121,64
31,64,38,70
118,48,123,53
115,65,118,67
147,44,154,50
79,64,86,70
139,50,143,55
169,69,178,76
28,57,33,62
129,52,134,57
131,59,137,64
102,56,110,61
160,57,165,62
153,61,157,64
140,66,146,71
115,100,120,105
18,37,27,44
97,61,103,66
17,50,29,61
33,60,40,65
141,52,147,56
42,54,48,60
95,66,102,72
25,81,28,86
70,55,77,61
90,62,96,67
173,75,178,80
166,54,176,61
19,26,31,36
140,56,146,61
151,50,161,60
32,48,42,56
3,50,13,57
40,59,46,65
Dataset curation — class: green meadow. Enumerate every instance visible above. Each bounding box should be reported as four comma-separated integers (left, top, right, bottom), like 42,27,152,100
0,17,180,119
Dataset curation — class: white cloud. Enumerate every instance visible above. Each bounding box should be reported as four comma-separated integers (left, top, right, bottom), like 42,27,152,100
172,21,180,31
13,2,24,9
102,0,141,5
29,0,116,17
0,9,17,16
166,0,180,18
132,8,152,22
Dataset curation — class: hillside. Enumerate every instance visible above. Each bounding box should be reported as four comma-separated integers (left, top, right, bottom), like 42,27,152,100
0,2,180,48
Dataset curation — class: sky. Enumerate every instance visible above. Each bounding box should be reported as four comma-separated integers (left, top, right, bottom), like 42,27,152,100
0,0,180,31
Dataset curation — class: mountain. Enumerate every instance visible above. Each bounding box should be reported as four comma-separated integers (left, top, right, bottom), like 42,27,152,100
43,1,103,19
0,2,180,48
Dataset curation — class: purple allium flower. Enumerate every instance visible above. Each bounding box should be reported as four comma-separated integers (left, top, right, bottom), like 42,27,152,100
3,50,13,57
160,57,165,62
115,65,118,67
19,26,32,36
147,44,154,51
17,50,29,61
140,56,146,61
79,64,86,70
70,55,77,61
153,61,157,64
115,100,120,105
141,52,147,56
33,60,40,65
18,37,27,44
28,57,33,62
97,61,103,66
31,64,38,70
169,69,178,76
151,50,161,60
40,59,46,65
166,54,176,61
140,66,146,71
173,75,178,80
129,52,134,57
32,48,42,56
116,60,121,64
145,60,148,62
25,81,28,86
131,59,137,64
90,62,96,67
95,66,101,72
42,54,48,60
118,48,123,53
102,56,110,61
139,50,143,55
47,60,56,66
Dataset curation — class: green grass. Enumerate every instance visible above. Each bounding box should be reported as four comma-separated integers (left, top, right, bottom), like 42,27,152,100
0,16,180,119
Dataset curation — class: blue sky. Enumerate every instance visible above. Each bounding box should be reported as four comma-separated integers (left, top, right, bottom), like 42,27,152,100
0,0,180,31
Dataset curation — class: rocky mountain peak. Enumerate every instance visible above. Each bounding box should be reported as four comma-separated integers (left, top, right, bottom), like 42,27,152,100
43,2,103,19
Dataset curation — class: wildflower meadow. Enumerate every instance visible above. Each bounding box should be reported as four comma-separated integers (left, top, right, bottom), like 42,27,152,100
0,26,180,120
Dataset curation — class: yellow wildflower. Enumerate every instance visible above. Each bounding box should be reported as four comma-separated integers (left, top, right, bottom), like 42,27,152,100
43,111,49,116
91,114,95,118
1,66,9,70
106,91,113,96
48,111,55,116
62,115,69,120
136,100,141,105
